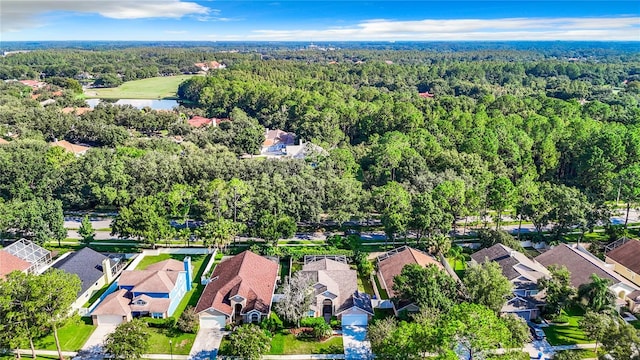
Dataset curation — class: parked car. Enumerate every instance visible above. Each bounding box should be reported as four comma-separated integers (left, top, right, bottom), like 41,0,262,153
529,325,546,340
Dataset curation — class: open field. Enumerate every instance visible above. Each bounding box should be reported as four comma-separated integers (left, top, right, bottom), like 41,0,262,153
85,75,195,99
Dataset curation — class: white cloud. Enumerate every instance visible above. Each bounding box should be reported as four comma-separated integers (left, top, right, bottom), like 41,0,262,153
244,17,640,41
1,0,212,32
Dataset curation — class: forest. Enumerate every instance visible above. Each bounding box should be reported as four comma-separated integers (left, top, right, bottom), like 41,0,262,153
0,43,639,248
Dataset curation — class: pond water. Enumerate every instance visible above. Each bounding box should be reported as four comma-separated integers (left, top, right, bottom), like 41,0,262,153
86,98,179,110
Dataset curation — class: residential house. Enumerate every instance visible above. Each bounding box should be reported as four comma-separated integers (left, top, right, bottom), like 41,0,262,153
535,244,639,311
376,246,453,314
61,107,92,116
605,238,640,287
195,250,279,329
18,80,46,89
50,140,91,156
194,61,226,71
0,138,8,145
91,258,192,325
1,239,52,274
0,251,31,279
471,244,550,320
418,92,434,98
52,247,124,310
261,129,296,155
299,255,373,326
284,140,328,160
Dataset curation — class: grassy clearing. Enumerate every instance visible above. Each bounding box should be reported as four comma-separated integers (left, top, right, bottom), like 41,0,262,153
83,282,111,307
280,257,291,282
373,275,389,299
543,306,591,346
630,320,640,329
267,333,343,355
33,317,95,351
85,75,196,99
146,327,196,355
357,273,375,295
446,257,466,278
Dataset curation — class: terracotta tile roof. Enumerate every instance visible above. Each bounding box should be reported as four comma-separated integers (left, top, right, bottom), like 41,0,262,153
61,107,92,116
378,247,443,298
0,251,31,279
50,140,90,155
118,269,181,294
263,129,296,147
606,239,640,275
0,138,9,145
195,250,278,316
188,116,213,127
130,295,171,314
419,92,434,98
146,259,184,272
535,244,619,288
92,289,132,316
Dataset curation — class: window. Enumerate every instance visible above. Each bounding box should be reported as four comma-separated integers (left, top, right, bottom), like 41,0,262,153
152,312,163,319
251,313,260,323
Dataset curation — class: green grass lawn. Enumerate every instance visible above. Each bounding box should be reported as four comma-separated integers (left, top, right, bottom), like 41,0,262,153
357,274,375,295
373,275,389,299
446,257,466,278
555,349,598,359
83,282,111,307
267,333,343,355
33,317,96,351
146,327,196,355
85,75,196,99
280,257,291,282
543,306,591,346
629,320,640,329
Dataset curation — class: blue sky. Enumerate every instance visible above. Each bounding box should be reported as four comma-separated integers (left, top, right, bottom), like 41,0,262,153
2,1,639,41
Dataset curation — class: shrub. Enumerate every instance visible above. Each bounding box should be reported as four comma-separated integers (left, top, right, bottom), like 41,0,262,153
300,317,332,339
261,312,284,333
177,306,199,333
552,315,569,324
329,317,341,329
144,316,175,329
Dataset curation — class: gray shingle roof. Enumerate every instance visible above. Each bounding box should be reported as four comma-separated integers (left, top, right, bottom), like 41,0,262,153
53,247,111,295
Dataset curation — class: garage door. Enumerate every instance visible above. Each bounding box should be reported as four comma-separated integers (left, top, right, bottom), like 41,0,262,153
200,315,226,329
97,315,124,325
342,314,368,326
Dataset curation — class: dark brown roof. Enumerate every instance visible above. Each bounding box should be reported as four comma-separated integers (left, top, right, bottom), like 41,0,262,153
377,247,443,298
535,244,618,288
195,251,278,316
606,239,640,275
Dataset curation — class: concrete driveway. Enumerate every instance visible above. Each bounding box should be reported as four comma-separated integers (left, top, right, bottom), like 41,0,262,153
189,328,225,360
342,325,372,360
82,325,117,353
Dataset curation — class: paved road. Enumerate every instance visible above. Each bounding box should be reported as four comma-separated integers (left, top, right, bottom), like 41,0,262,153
189,328,225,360
342,325,373,360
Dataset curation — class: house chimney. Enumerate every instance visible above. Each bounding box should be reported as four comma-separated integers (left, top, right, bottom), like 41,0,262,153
102,258,113,283
184,256,192,291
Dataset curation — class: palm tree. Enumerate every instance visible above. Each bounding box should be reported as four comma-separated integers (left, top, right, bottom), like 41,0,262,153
428,235,452,255
578,274,615,312
448,245,466,271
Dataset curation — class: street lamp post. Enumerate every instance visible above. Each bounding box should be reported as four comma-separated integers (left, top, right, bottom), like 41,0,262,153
169,339,173,360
